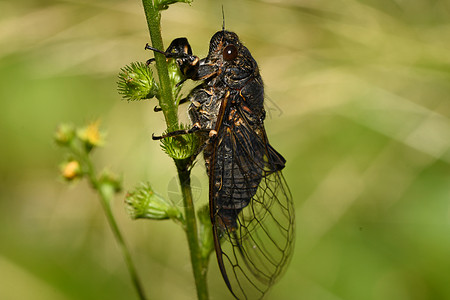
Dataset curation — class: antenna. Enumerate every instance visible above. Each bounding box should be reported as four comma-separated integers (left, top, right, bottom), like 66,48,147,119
222,5,225,31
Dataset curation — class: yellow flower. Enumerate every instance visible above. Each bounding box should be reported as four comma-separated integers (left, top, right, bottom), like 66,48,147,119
77,120,104,150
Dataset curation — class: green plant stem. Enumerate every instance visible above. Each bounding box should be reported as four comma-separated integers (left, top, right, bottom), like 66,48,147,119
141,2,210,300
142,0,178,132
176,160,209,300
96,183,147,300
80,151,147,300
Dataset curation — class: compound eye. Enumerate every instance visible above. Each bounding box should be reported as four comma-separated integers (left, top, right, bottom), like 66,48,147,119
223,45,238,61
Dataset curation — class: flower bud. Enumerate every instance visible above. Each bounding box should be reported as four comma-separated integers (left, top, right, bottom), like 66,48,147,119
118,62,159,101
160,124,200,160
125,183,183,221
54,123,75,146
60,160,82,181
99,171,122,194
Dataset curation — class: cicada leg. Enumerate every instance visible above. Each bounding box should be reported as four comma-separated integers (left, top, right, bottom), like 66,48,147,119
151,123,212,140
153,97,190,112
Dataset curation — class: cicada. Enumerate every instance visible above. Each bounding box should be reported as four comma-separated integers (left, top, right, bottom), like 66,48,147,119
147,29,295,300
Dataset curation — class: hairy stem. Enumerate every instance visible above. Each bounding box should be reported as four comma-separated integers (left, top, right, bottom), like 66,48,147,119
97,183,148,300
176,160,209,300
60,128,147,299
142,0,178,132
141,2,209,299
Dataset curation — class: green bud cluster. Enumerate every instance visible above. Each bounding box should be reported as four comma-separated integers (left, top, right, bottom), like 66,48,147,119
54,122,121,193
54,123,76,146
126,183,183,222
55,121,104,152
160,124,200,160
118,62,159,101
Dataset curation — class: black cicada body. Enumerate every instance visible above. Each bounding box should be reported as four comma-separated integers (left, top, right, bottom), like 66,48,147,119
148,30,295,300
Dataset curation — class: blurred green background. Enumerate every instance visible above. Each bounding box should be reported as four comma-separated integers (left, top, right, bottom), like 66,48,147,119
1,0,449,299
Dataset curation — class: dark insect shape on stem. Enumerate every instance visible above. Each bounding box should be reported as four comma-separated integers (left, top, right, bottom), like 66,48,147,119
147,30,295,300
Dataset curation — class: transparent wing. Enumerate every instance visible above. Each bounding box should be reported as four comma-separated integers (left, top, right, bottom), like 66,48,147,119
209,104,295,300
